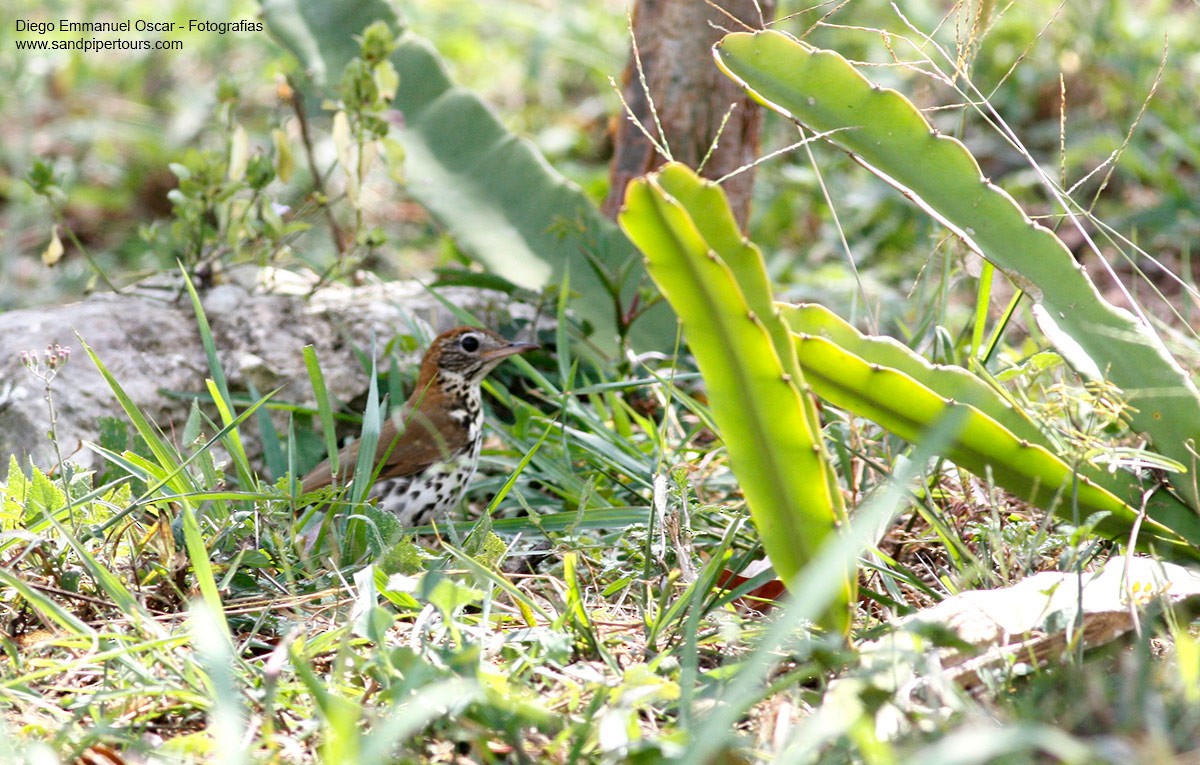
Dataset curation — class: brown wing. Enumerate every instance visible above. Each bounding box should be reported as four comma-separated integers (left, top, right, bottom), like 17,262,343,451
299,403,470,493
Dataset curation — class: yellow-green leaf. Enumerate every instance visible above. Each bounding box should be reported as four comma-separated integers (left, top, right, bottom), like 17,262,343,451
42,225,64,267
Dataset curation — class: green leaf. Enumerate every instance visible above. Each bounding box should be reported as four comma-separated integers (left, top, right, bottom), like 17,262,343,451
783,304,1048,447
249,381,286,482
227,124,249,183
260,0,671,352
272,127,294,183
304,345,340,481
715,30,1200,510
425,575,484,618
80,338,195,498
180,266,257,492
784,304,1199,556
618,163,850,630
41,225,64,267
0,457,26,529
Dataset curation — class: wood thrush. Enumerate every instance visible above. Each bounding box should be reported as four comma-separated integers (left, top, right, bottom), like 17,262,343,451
300,326,537,525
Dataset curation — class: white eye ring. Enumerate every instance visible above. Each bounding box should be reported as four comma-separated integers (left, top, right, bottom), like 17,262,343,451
460,334,481,352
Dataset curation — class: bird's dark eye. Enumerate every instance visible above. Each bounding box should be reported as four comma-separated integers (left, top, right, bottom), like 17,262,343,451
460,334,480,352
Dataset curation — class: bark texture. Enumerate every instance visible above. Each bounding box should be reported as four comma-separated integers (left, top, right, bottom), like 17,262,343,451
602,0,777,227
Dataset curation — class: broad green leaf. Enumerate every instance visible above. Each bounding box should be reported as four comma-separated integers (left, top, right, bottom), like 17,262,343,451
619,164,850,630
261,0,670,352
653,166,803,387
782,302,1200,555
782,304,1047,447
715,30,1200,510
788,321,1198,556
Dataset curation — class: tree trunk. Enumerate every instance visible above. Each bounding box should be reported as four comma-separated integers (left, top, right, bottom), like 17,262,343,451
602,0,776,228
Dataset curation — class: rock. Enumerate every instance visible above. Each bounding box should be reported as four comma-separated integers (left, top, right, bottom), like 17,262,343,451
0,271,536,474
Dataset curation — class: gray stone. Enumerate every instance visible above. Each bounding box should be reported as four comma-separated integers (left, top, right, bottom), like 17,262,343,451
0,270,534,474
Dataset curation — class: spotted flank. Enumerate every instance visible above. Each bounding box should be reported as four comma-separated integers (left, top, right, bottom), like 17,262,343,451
370,438,483,526
298,326,538,528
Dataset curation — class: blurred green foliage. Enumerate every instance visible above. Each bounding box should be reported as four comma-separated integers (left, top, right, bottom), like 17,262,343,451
4,0,1196,328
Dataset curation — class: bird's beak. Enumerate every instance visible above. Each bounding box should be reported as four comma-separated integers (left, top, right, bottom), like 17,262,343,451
482,341,539,362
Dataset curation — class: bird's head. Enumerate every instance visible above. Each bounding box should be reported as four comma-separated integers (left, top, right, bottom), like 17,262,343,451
422,326,538,386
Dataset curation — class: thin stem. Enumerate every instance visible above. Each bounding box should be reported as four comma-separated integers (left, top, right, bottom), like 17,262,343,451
43,377,77,534
52,214,122,294
288,75,347,257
